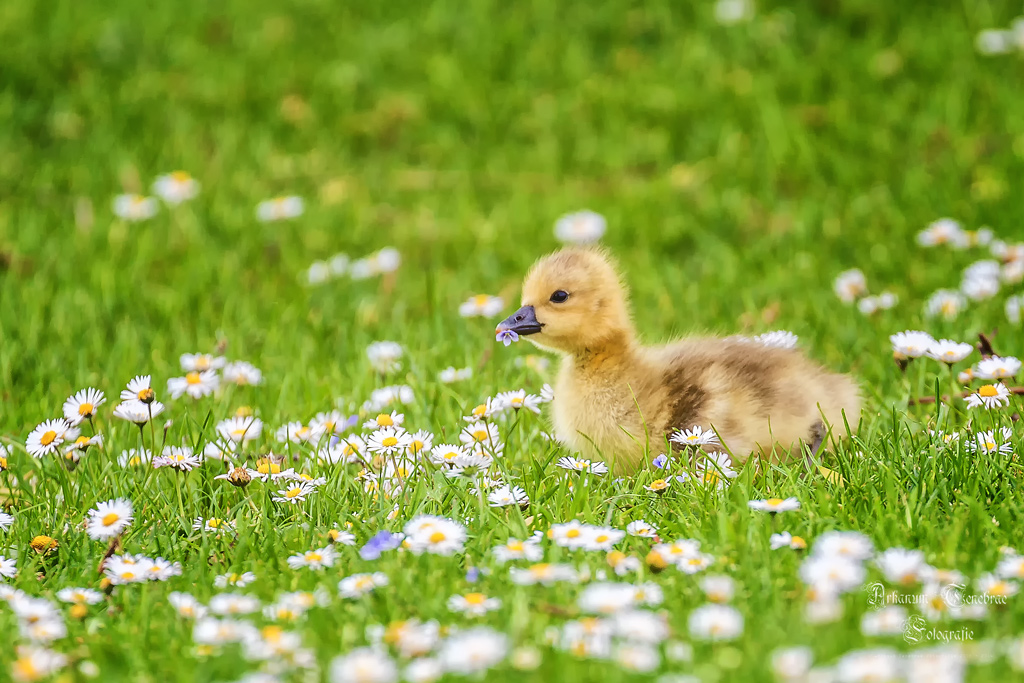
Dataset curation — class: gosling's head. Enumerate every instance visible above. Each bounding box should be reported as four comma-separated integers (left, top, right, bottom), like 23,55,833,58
496,247,634,354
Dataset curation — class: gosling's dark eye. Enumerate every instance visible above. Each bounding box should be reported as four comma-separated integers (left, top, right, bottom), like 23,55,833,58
549,290,569,303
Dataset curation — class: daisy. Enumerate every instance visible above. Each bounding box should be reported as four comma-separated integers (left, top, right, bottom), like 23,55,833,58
492,537,543,563
875,547,928,585
688,604,743,641
962,275,1000,301
428,443,467,466
209,593,261,616
459,295,505,318
63,433,103,457
85,498,133,540
405,429,433,457
168,592,207,619
328,434,367,464
917,218,965,247
669,425,720,448
925,339,974,365
56,588,103,606
700,575,735,603
448,592,502,616
338,572,389,598
581,526,626,551
488,485,529,508
626,520,657,538
812,530,873,560
975,355,1021,379
152,171,199,204
219,361,261,387
968,428,1014,455
363,411,405,431
925,289,967,320
800,555,866,593
113,400,165,427
121,375,156,403
438,628,509,675
272,481,317,505
1007,294,1024,325
286,545,338,571
25,419,69,458
770,532,808,550
328,528,357,546
0,512,12,532
362,385,414,412
311,410,353,437
366,341,403,373
154,446,202,471
555,456,609,475
889,330,935,359
180,353,226,372
62,388,106,426
748,497,801,513
459,423,502,452
257,196,303,222
439,366,473,383
404,516,467,556
0,556,16,578
753,330,798,349
554,210,606,244
494,390,542,414
645,479,671,493
214,572,256,588
540,383,554,402
977,573,1019,599
366,427,413,456
833,269,867,303
10,646,67,681
143,556,182,582
104,557,146,585
463,398,500,422
167,370,219,399
113,194,158,221
275,421,314,444
966,383,1011,409
693,452,737,489
216,416,263,443
192,517,235,534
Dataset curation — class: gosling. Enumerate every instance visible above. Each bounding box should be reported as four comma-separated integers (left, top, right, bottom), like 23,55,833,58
495,247,861,473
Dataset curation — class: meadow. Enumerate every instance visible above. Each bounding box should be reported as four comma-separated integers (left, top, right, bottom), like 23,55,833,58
1,0,1024,681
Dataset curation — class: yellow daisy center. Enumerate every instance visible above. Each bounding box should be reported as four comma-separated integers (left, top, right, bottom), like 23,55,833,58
376,414,394,426
978,385,999,397
185,372,202,385
285,487,303,498
75,436,90,447
138,388,154,401
472,404,488,416
472,430,488,441
429,531,446,543
566,528,581,539
208,518,222,528
766,498,784,506
78,402,94,416
472,295,490,306
306,552,323,563
409,440,424,453
101,513,120,526
257,462,281,474
508,541,523,551
382,436,398,448
171,171,190,182
40,430,57,446
463,592,486,605
595,534,609,543
122,571,136,580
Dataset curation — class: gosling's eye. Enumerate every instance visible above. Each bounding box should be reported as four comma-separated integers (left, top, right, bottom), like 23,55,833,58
549,290,569,304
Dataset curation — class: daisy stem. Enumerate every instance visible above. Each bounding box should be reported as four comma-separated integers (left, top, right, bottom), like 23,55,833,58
148,405,157,459
174,472,187,525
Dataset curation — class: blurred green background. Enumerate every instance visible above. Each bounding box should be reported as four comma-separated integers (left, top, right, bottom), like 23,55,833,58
1,0,1022,430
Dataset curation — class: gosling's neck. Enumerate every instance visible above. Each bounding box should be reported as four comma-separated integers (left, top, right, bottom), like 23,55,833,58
569,329,638,374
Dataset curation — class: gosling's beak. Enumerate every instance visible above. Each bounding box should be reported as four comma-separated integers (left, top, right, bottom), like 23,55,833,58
496,305,543,336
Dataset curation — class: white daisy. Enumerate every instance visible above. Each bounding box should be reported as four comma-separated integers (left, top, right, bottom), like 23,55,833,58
459,295,505,318
488,485,529,508
439,366,473,383
167,370,219,399
153,446,202,471
459,423,502,452
362,410,405,430
688,604,743,641
117,448,152,467
967,428,1014,455
56,587,103,605
925,339,974,365
626,520,658,538
448,592,502,616
120,375,156,403
404,516,467,556
463,398,500,422
366,341,403,373
311,410,351,437
555,456,608,475
192,517,235,534
554,210,606,244
925,289,967,320
168,592,207,619
257,196,304,222
0,512,12,532
274,421,315,444
833,269,867,303
180,353,226,372
748,497,801,513
494,390,542,414
272,481,317,505
85,498,133,540
214,572,256,588
223,361,263,386
338,572,389,598
216,416,263,443
669,425,720,448
975,355,1021,379
366,427,413,456
917,218,966,247
152,171,199,204
753,330,798,349
889,330,935,359
26,419,68,458
113,397,164,423
113,194,158,221
965,383,1011,410
286,545,338,571
62,388,106,426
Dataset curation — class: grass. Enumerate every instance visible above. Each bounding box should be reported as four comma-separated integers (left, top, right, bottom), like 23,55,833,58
1,0,1023,680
